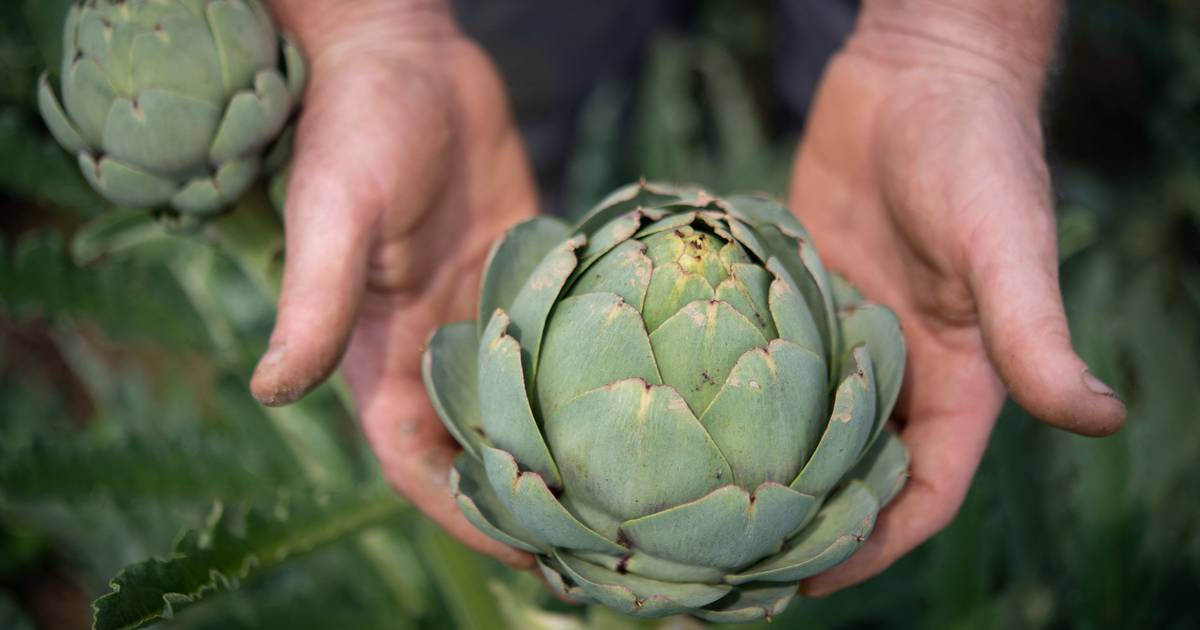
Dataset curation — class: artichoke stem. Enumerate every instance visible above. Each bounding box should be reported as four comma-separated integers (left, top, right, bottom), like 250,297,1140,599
206,185,285,298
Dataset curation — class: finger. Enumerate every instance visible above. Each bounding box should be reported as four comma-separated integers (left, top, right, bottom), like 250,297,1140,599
358,377,535,570
801,351,1002,596
967,191,1125,437
250,88,375,406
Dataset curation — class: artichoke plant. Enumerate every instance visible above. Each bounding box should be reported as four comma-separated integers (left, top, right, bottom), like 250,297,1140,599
423,181,910,622
37,0,306,215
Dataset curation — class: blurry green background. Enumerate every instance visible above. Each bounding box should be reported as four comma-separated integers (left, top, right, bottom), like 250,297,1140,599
2,1,1198,629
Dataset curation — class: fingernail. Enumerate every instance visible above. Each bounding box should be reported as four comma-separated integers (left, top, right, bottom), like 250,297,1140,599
1081,369,1120,400
251,342,298,406
258,341,288,370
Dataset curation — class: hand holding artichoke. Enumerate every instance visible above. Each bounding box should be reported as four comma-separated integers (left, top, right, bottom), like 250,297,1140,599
424,181,909,622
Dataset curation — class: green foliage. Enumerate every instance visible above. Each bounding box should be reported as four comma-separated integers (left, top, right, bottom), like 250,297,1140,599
0,432,299,504
92,492,406,630
1,230,211,348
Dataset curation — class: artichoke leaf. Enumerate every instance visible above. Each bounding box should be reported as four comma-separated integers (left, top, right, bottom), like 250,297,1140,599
725,217,769,262
544,379,734,524
692,582,799,624
847,431,910,508
574,181,690,238
640,181,711,206
212,156,261,206
206,0,279,95
699,340,826,488
757,224,836,367
129,14,225,103
725,481,879,584
536,293,661,414
102,90,222,175
715,263,776,339
791,347,877,497
550,550,731,619
698,211,737,242
575,208,660,272
477,216,572,336
37,75,88,156
723,193,812,242
830,272,866,310
537,557,594,605
480,446,625,554
421,321,483,457
718,239,753,268
450,454,545,554
631,210,698,239
839,303,906,454
568,240,653,311
79,153,177,208
62,56,115,148
282,36,308,101
766,259,826,362
478,310,560,486
581,550,725,584
171,156,260,214
208,69,292,163
619,483,817,573
649,300,768,416
724,194,838,357
641,262,715,333
507,234,587,387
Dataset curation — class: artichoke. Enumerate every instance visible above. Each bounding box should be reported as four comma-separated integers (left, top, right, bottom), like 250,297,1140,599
423,182,910,622
37,0,306,215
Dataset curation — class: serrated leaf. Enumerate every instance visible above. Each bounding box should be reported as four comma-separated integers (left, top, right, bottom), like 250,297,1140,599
92,490,407,630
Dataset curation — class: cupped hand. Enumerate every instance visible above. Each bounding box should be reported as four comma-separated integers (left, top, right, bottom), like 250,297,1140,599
789,15,1126,595
252,1,537,568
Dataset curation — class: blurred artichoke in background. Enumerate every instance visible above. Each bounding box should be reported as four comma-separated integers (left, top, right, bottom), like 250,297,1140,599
423,181,910,622
37,0,305,215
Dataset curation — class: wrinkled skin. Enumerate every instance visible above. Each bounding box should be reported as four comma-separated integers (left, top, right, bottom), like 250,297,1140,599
255,0,1126,592
788,6,1126,593
252,1,537,567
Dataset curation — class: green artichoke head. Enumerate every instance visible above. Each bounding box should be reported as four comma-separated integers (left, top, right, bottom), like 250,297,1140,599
38,0,306,215
423,182,910,623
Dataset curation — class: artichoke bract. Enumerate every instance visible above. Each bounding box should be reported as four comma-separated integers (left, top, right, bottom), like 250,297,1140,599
38,0,306,215
424,182,910,622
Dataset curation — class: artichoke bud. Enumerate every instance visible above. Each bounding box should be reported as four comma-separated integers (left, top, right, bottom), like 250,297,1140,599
424,182,911,622
38,0,307,216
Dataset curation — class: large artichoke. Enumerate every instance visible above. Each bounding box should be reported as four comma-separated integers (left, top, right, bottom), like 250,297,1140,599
37,0,306,215
423,182,910,622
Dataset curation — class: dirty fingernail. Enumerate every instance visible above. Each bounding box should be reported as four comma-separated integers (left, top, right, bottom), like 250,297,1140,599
1081,369,1119,400
251,342,300,406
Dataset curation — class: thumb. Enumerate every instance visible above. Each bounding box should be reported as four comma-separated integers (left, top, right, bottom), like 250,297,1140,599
250,94,373,406
968,194,1125,437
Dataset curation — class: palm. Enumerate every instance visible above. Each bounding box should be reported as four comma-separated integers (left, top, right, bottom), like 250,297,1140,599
789,52,1122,593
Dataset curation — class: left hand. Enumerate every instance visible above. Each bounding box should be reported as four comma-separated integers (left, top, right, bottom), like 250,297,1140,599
788,1,1126,595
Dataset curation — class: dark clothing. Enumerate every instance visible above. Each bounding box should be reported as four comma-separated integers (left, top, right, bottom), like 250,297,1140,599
453,0,859,208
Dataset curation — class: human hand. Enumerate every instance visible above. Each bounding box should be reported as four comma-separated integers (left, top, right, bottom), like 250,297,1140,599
252,0,537,568
788,0,1125,595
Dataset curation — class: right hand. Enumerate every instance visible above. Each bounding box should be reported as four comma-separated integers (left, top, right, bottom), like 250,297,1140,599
254,0,538,568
